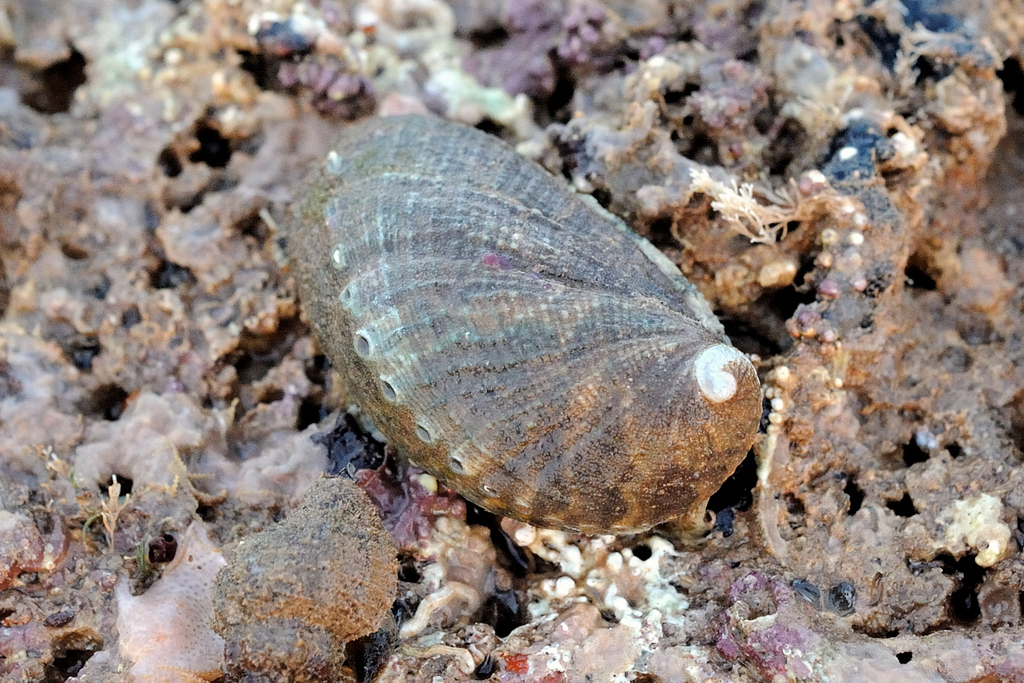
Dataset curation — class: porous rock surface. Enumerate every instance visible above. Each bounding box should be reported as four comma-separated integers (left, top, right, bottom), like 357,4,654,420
0,0,1023,681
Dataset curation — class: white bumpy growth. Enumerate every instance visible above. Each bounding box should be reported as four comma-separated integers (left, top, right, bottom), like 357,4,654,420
694,344,750,403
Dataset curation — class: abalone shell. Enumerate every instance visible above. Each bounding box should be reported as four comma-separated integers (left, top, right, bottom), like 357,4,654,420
288,114,761,534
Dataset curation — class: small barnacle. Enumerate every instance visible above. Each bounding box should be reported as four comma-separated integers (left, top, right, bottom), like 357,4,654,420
825,581,857,616
792,578,822,609
148,532,178,563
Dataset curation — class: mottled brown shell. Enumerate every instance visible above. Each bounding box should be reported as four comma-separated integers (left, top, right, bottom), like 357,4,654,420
288,115,760,534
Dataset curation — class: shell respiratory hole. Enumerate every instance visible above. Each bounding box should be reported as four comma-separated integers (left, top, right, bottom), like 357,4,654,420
288,115,761,534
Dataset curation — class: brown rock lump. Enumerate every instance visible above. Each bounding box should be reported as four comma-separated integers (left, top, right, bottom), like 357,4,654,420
212,476,398,683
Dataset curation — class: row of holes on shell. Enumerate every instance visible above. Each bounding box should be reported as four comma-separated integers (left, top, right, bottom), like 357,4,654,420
352,330,424,428
338,253,472,476
334,256,447,454
352,325,471,476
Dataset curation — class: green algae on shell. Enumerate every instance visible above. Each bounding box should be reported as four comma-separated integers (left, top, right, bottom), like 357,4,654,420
287,114,761,535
